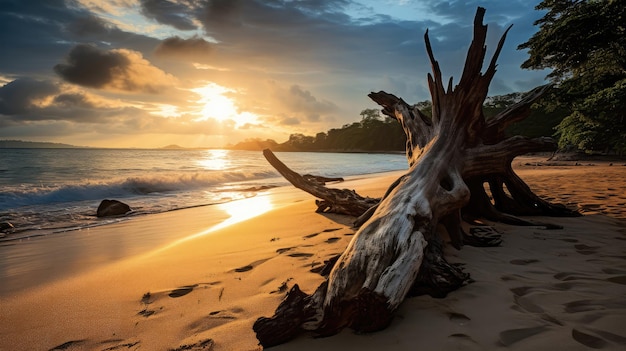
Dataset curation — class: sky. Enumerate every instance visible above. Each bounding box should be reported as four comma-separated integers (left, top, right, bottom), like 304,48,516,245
0,0,549,148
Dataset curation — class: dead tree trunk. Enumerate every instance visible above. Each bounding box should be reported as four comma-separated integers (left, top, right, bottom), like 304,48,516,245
254,7,579,348
263,149,379,217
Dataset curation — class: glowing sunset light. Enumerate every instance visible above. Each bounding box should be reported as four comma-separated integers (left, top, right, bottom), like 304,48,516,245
197,149,231,170
149,195,275,254
216,195,274,231
1,1,549,148
151,104,180,118
192,83,260,127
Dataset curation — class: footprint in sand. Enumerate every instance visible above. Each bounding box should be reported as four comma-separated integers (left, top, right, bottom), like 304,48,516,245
287,252,314,258
137,292,159,317
169,284,198,298
303,228,342,239
509,259,539,265
100,341,141,351
169,338,214,351
138,309,156,317
572,329,608,349
322,228,341,233
447,312,471,325
232,258,271,273
234,265,253,272
48,340,87,351
276,247,293,254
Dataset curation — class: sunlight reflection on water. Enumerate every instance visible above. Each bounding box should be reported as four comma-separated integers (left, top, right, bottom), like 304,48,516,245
196,149,231,171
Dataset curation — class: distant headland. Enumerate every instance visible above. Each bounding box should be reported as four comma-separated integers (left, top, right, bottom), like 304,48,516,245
0,140,83,149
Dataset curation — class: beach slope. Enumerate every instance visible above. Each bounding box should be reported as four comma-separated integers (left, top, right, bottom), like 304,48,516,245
1,160,625,351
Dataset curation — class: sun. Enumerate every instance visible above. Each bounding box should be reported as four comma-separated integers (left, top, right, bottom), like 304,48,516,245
191,83,259,126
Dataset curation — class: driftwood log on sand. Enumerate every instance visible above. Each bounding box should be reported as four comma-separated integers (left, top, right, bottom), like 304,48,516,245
254,7,579,348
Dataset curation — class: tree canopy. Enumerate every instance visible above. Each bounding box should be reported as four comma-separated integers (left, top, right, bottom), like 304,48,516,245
518,0,626,154
229,94,565,153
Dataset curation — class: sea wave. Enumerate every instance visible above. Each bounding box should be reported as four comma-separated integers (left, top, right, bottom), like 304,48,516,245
0,170,277,211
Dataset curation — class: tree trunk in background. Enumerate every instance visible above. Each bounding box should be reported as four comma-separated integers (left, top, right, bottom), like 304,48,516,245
254,7,580,348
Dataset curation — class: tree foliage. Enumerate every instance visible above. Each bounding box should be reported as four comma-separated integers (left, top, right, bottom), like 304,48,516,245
230,95,567,152
519,0,626,154
231,109,407,152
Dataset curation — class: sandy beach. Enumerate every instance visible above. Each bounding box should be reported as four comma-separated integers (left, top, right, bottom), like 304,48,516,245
1,156,625,351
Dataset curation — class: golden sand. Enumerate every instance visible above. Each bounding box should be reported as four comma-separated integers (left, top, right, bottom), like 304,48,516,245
1,157,625,350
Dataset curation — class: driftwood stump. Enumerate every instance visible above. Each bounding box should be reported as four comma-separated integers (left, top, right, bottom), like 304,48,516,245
254,7,579,348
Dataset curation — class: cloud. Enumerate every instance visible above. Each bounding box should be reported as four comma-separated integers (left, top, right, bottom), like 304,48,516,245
0,77,248,140
0,78,59,115
154,36,214,61
54,44,176,93
139,0,197,30
64,13,113,36
0,0,549,147
201,0,244,28
285,85,337,115
280,117,300,125
0,77,134,124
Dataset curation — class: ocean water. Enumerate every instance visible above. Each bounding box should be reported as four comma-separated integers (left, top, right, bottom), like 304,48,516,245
0,148,408,241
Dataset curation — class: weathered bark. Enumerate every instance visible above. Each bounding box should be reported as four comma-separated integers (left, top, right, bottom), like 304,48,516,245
254,7,579,347
263,149,378,217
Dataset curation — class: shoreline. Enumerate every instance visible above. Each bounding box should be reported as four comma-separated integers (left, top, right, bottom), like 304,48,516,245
1,159,625,350
0,169,406,298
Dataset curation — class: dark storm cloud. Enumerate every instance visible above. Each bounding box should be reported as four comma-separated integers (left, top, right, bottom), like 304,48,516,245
130,0,541,98
188,0,543,96
0,78,112,123
0,77,182,133
185,0,428,82
0,78,103,128
54,44,131,89
54,44,175,93
0,0,161,76
0,78,59,115
154,36,214,60
139,0,197,31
